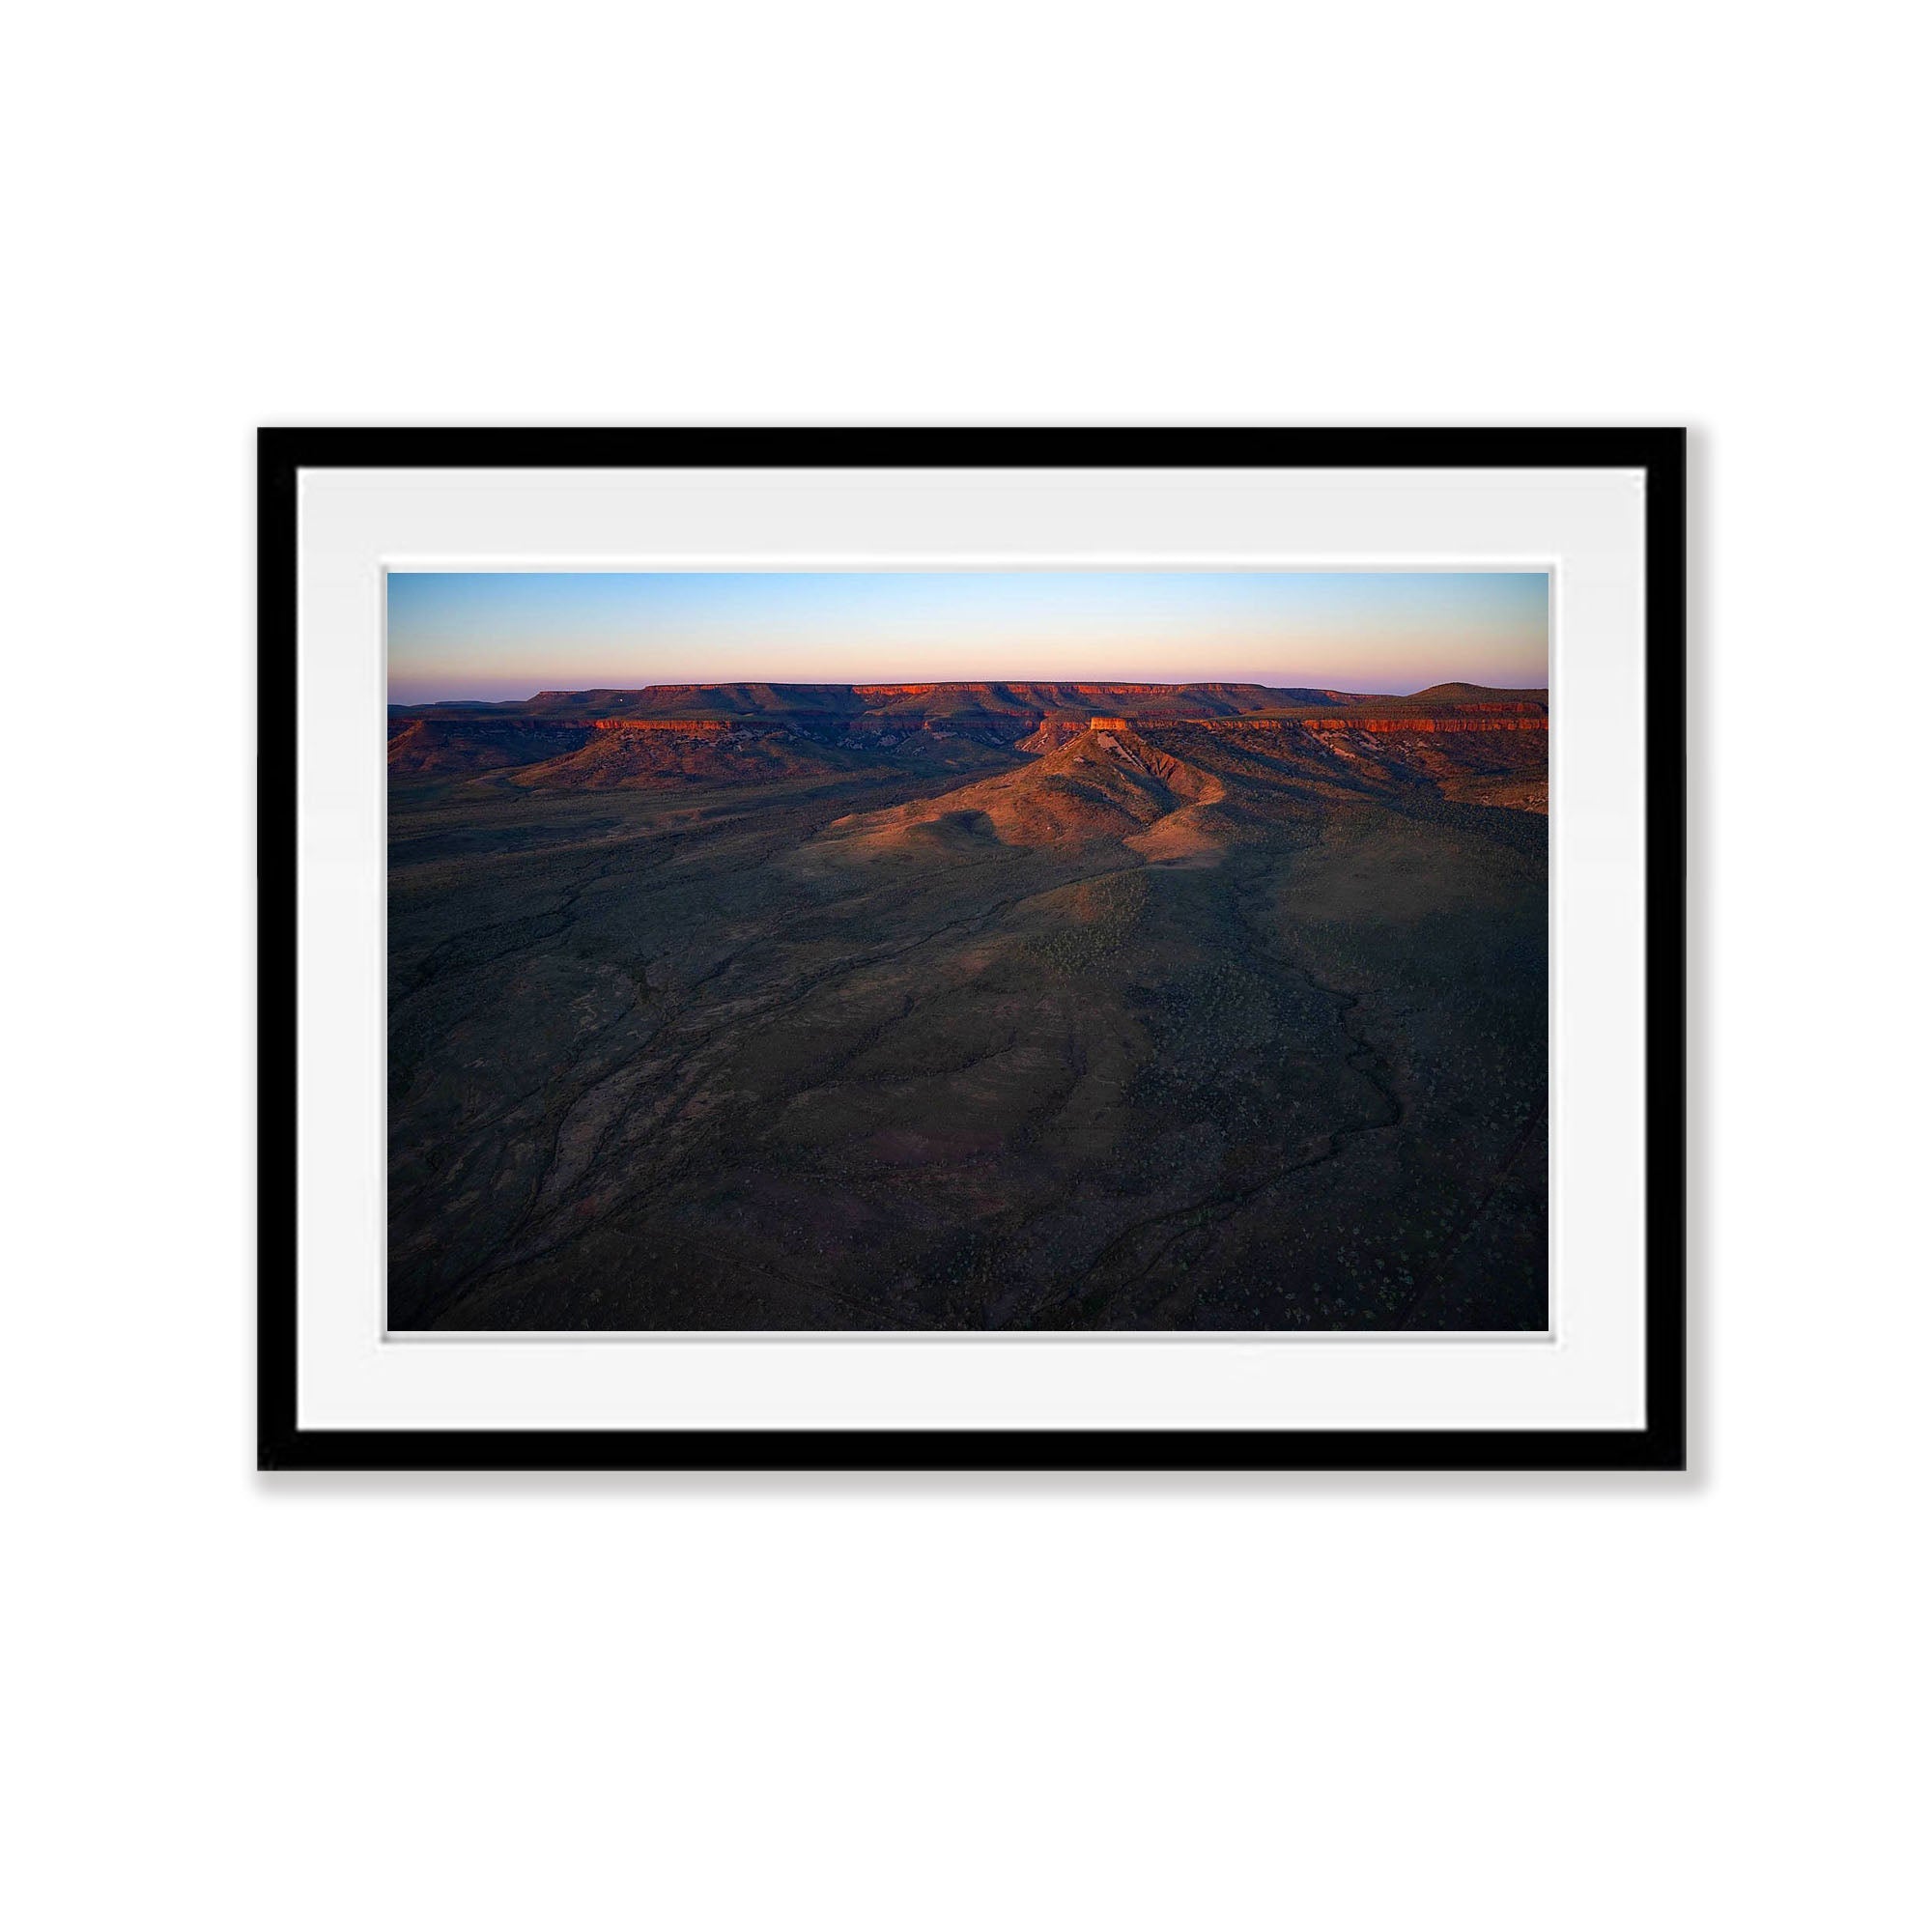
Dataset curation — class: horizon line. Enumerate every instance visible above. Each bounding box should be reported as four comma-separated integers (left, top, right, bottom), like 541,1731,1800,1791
390,673,1551,707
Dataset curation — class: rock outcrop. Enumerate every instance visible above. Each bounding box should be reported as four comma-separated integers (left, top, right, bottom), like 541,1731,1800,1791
388,684,1552,787
386,717,592,774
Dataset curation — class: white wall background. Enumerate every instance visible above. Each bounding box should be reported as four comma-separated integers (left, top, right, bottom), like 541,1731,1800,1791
7,4,1925,1928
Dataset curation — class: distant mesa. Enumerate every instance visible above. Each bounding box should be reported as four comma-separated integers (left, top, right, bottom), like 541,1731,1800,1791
387,680,1550,802
394,681,1384,727
1300,714,1546,734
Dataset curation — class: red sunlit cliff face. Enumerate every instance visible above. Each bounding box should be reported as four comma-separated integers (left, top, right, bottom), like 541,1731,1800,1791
388,681,1549,810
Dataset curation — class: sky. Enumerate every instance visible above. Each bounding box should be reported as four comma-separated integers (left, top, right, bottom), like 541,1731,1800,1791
385,570,1548,705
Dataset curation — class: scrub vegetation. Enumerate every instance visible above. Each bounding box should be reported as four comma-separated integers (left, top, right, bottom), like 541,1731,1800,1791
387,684,1548,1330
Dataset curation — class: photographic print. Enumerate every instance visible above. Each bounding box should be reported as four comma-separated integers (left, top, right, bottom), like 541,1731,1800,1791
386,566,1551,1334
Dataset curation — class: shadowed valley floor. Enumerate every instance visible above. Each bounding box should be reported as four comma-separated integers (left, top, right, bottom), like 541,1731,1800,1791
387,683,1548,1330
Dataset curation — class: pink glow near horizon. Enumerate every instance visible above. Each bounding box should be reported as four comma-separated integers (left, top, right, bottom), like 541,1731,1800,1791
386,570,1549,705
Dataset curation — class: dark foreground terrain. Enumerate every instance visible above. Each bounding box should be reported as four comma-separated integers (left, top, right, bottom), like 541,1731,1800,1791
388,682,1548,1329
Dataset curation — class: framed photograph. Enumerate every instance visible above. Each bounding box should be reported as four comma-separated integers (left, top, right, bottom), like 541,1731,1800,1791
260,428,1685,1471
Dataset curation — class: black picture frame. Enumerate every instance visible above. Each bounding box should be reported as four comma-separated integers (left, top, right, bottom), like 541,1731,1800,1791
259,427,1686,1473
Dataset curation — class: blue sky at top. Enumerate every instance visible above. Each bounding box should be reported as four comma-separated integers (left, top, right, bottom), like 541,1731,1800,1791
386,570,1549,704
